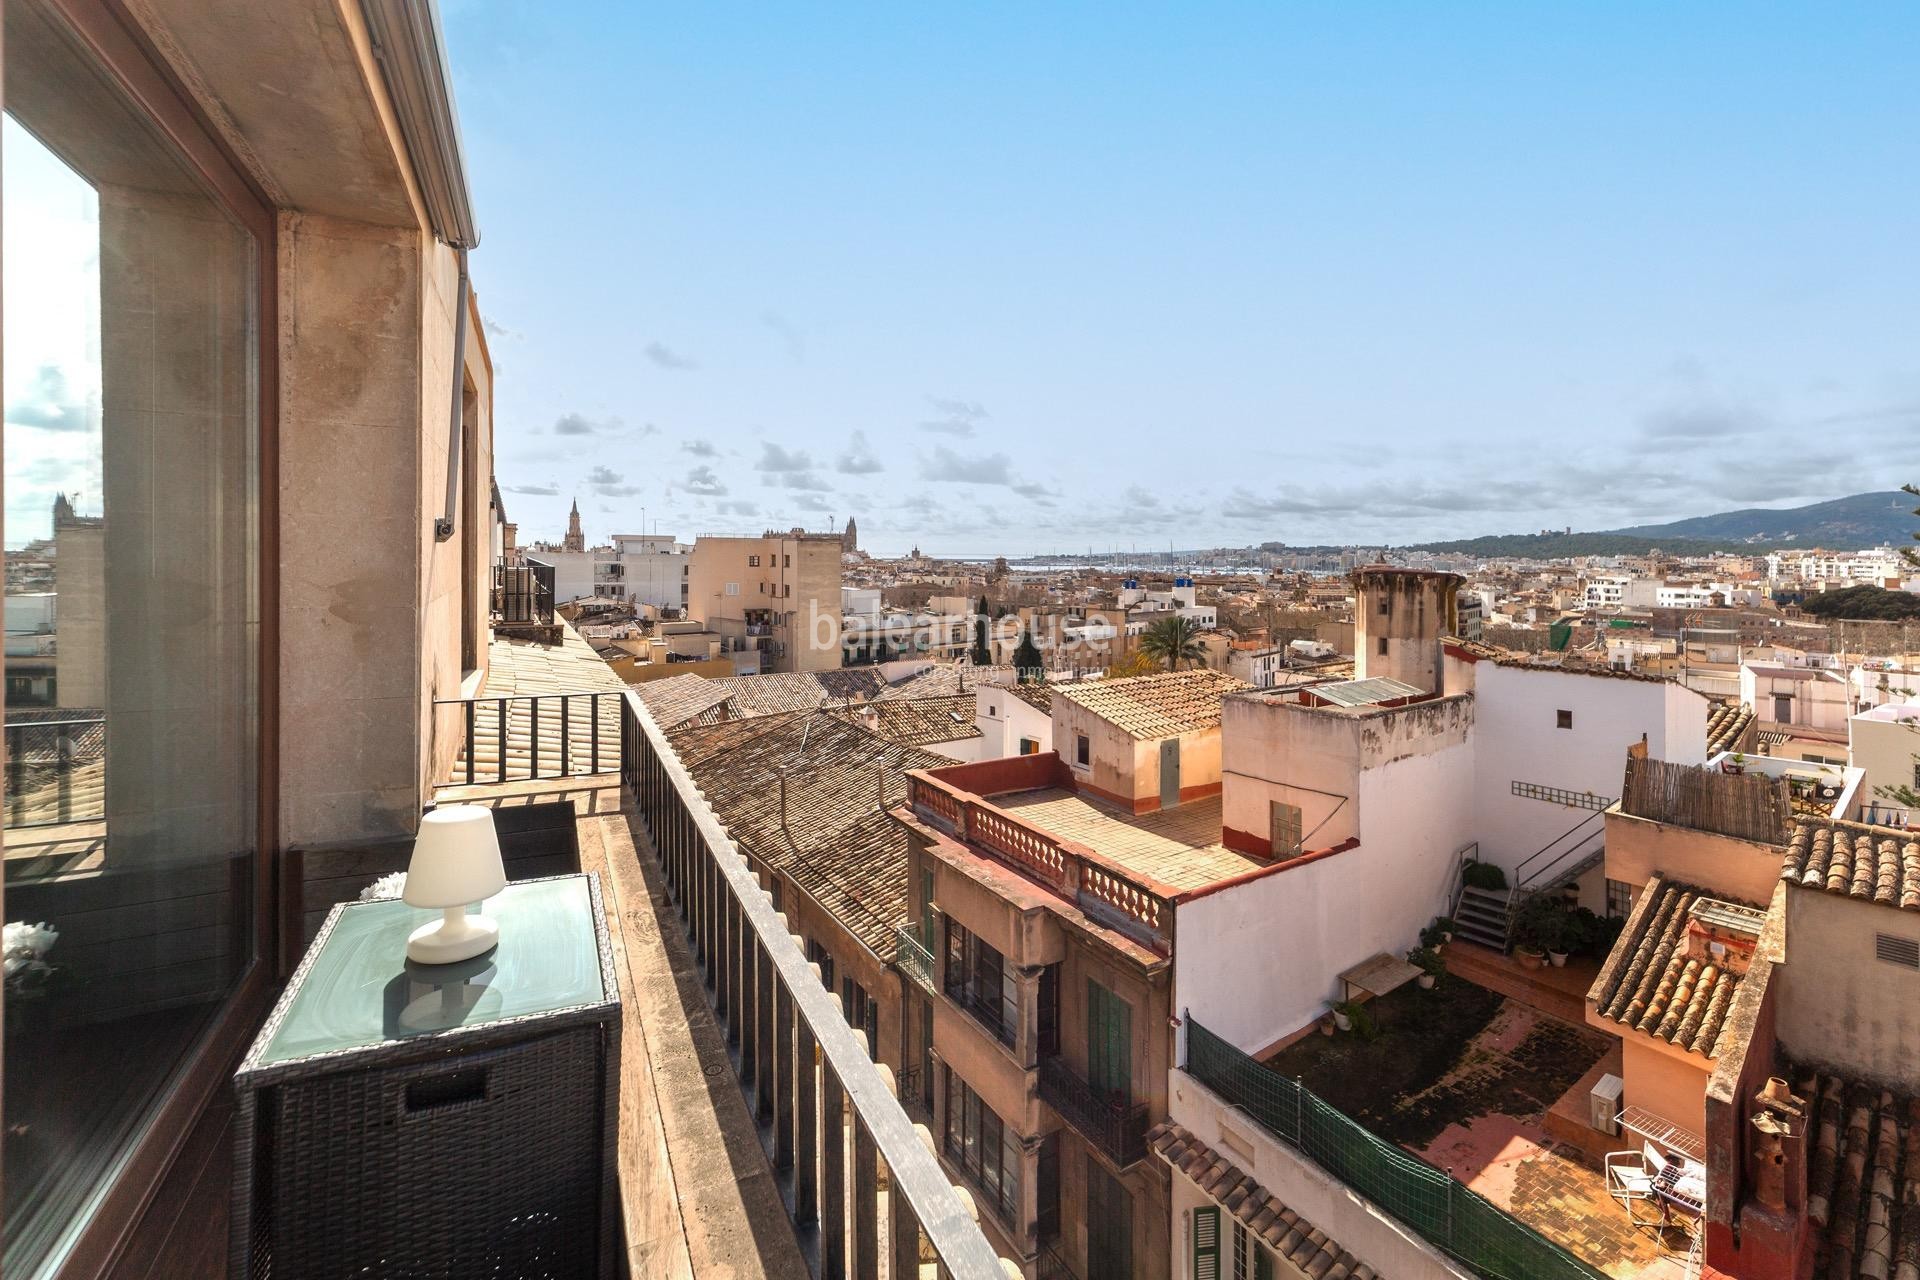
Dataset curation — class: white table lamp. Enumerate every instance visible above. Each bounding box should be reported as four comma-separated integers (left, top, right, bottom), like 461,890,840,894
403,806,507,964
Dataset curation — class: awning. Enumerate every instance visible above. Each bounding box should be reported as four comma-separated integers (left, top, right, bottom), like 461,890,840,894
1338,953,1422,1002
1617,1105,1706,1163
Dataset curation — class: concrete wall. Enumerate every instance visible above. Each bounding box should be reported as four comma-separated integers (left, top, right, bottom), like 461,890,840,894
1183,720,1475,1051
1601,811,1783,907
1468,663,1706,877
1776,887,1920,1085
976,686,1053,759
1220,691,1474,858
1166,1072,1476,1280
1618,1035,1712,1141
277,214,428,847
1742,666,1852,733
51,519,104,709
1848,704,1920,817
1055,696,1137,806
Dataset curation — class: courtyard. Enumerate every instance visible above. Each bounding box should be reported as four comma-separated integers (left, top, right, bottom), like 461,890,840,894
1266,976,1694,1279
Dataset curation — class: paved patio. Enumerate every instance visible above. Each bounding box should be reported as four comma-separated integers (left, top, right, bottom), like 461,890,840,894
1266,978,1689,1279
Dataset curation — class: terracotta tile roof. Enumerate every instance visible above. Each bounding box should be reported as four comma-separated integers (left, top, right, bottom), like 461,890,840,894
1781,820,1920,912
872,664,1014,700
830,696,981,748
1006,682,1054,714
1055,668,1252,739
706,672,839,718
1590,877,1762,1057
1147,1121,1377,1280
666,710,810,769
1705,701,1755,755
665,713,948,961
1799,1067,1920,1280
816,667,889,701
449,621,624,781
629,673,732,729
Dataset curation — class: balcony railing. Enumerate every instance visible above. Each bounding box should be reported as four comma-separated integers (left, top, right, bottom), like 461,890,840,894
1038,1243,1082,1280
896,921,936,994
907,772,1174,955
435,691,625,785
1038,1056,1147,1168
4,713,106,828
620,692,1012,1278
496,558,555,625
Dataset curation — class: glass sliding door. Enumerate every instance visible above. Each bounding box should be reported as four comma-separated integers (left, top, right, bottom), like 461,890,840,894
2,0,264,1271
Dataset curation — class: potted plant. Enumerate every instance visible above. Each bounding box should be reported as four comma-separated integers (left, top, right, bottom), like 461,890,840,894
1722,752,1747,775
1462,861,1508,892
1407,946,1445,989
1514,942,1546,971
1420,918,1456,951
1318,1012,1336,1038
1511,894,1573,967
1328,999,1354,1032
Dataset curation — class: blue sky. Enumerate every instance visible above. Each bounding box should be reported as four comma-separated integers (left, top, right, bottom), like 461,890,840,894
442,2,1920,557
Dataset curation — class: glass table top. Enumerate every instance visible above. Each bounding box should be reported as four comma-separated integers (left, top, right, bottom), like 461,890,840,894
256,875,605,1068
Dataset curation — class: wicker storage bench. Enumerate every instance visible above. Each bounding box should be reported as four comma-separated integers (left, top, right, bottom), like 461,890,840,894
231,873,620,1279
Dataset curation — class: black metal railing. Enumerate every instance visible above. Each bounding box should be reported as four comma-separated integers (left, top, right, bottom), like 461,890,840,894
896,921,935,994
5,714,106,828
495,559,555,625
1038,1056,1147,1168
1038,1243,1082,1280
896,1065,925,1110
620,692,1010,1278
435,691,624,785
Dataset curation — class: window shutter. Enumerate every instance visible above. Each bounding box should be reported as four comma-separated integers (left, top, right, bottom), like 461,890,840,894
1193,1206,1221,1280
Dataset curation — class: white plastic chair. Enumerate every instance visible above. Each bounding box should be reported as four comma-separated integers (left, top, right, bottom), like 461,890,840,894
1605,1143,1666,1225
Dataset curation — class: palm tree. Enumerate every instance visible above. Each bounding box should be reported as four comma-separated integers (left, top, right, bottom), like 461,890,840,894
1140,615,1206,672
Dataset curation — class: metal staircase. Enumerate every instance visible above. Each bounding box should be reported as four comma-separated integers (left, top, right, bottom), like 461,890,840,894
1452,882,1513,949
1453,809,1609,953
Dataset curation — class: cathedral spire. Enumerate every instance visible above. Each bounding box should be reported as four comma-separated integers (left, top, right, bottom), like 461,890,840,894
563,497,586,552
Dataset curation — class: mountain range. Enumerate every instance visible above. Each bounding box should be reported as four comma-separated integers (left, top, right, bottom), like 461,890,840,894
1406,491,1915,558
1601,491,1914,546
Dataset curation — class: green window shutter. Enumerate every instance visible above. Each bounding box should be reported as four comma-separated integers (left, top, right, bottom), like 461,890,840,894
1254,1242,1274,1280
1193,1206,1220,1280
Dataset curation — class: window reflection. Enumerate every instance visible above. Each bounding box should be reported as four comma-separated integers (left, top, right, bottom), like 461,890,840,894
2,0,259,1271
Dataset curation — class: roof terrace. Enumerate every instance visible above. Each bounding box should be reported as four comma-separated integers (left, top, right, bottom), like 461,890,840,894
900,752,1266,955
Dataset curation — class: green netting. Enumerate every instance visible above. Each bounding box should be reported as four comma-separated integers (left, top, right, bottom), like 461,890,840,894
1186,1020,1608,1280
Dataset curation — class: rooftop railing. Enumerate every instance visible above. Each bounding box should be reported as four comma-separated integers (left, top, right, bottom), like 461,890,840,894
434,691,624,785
907,772,1174,954
4,713,105,828
620,692,1013,1278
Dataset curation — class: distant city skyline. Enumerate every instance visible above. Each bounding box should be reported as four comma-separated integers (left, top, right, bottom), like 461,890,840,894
437,3,1920,558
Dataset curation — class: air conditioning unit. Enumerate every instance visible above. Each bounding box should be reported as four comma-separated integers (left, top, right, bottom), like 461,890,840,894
1590,1073,1624,1135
